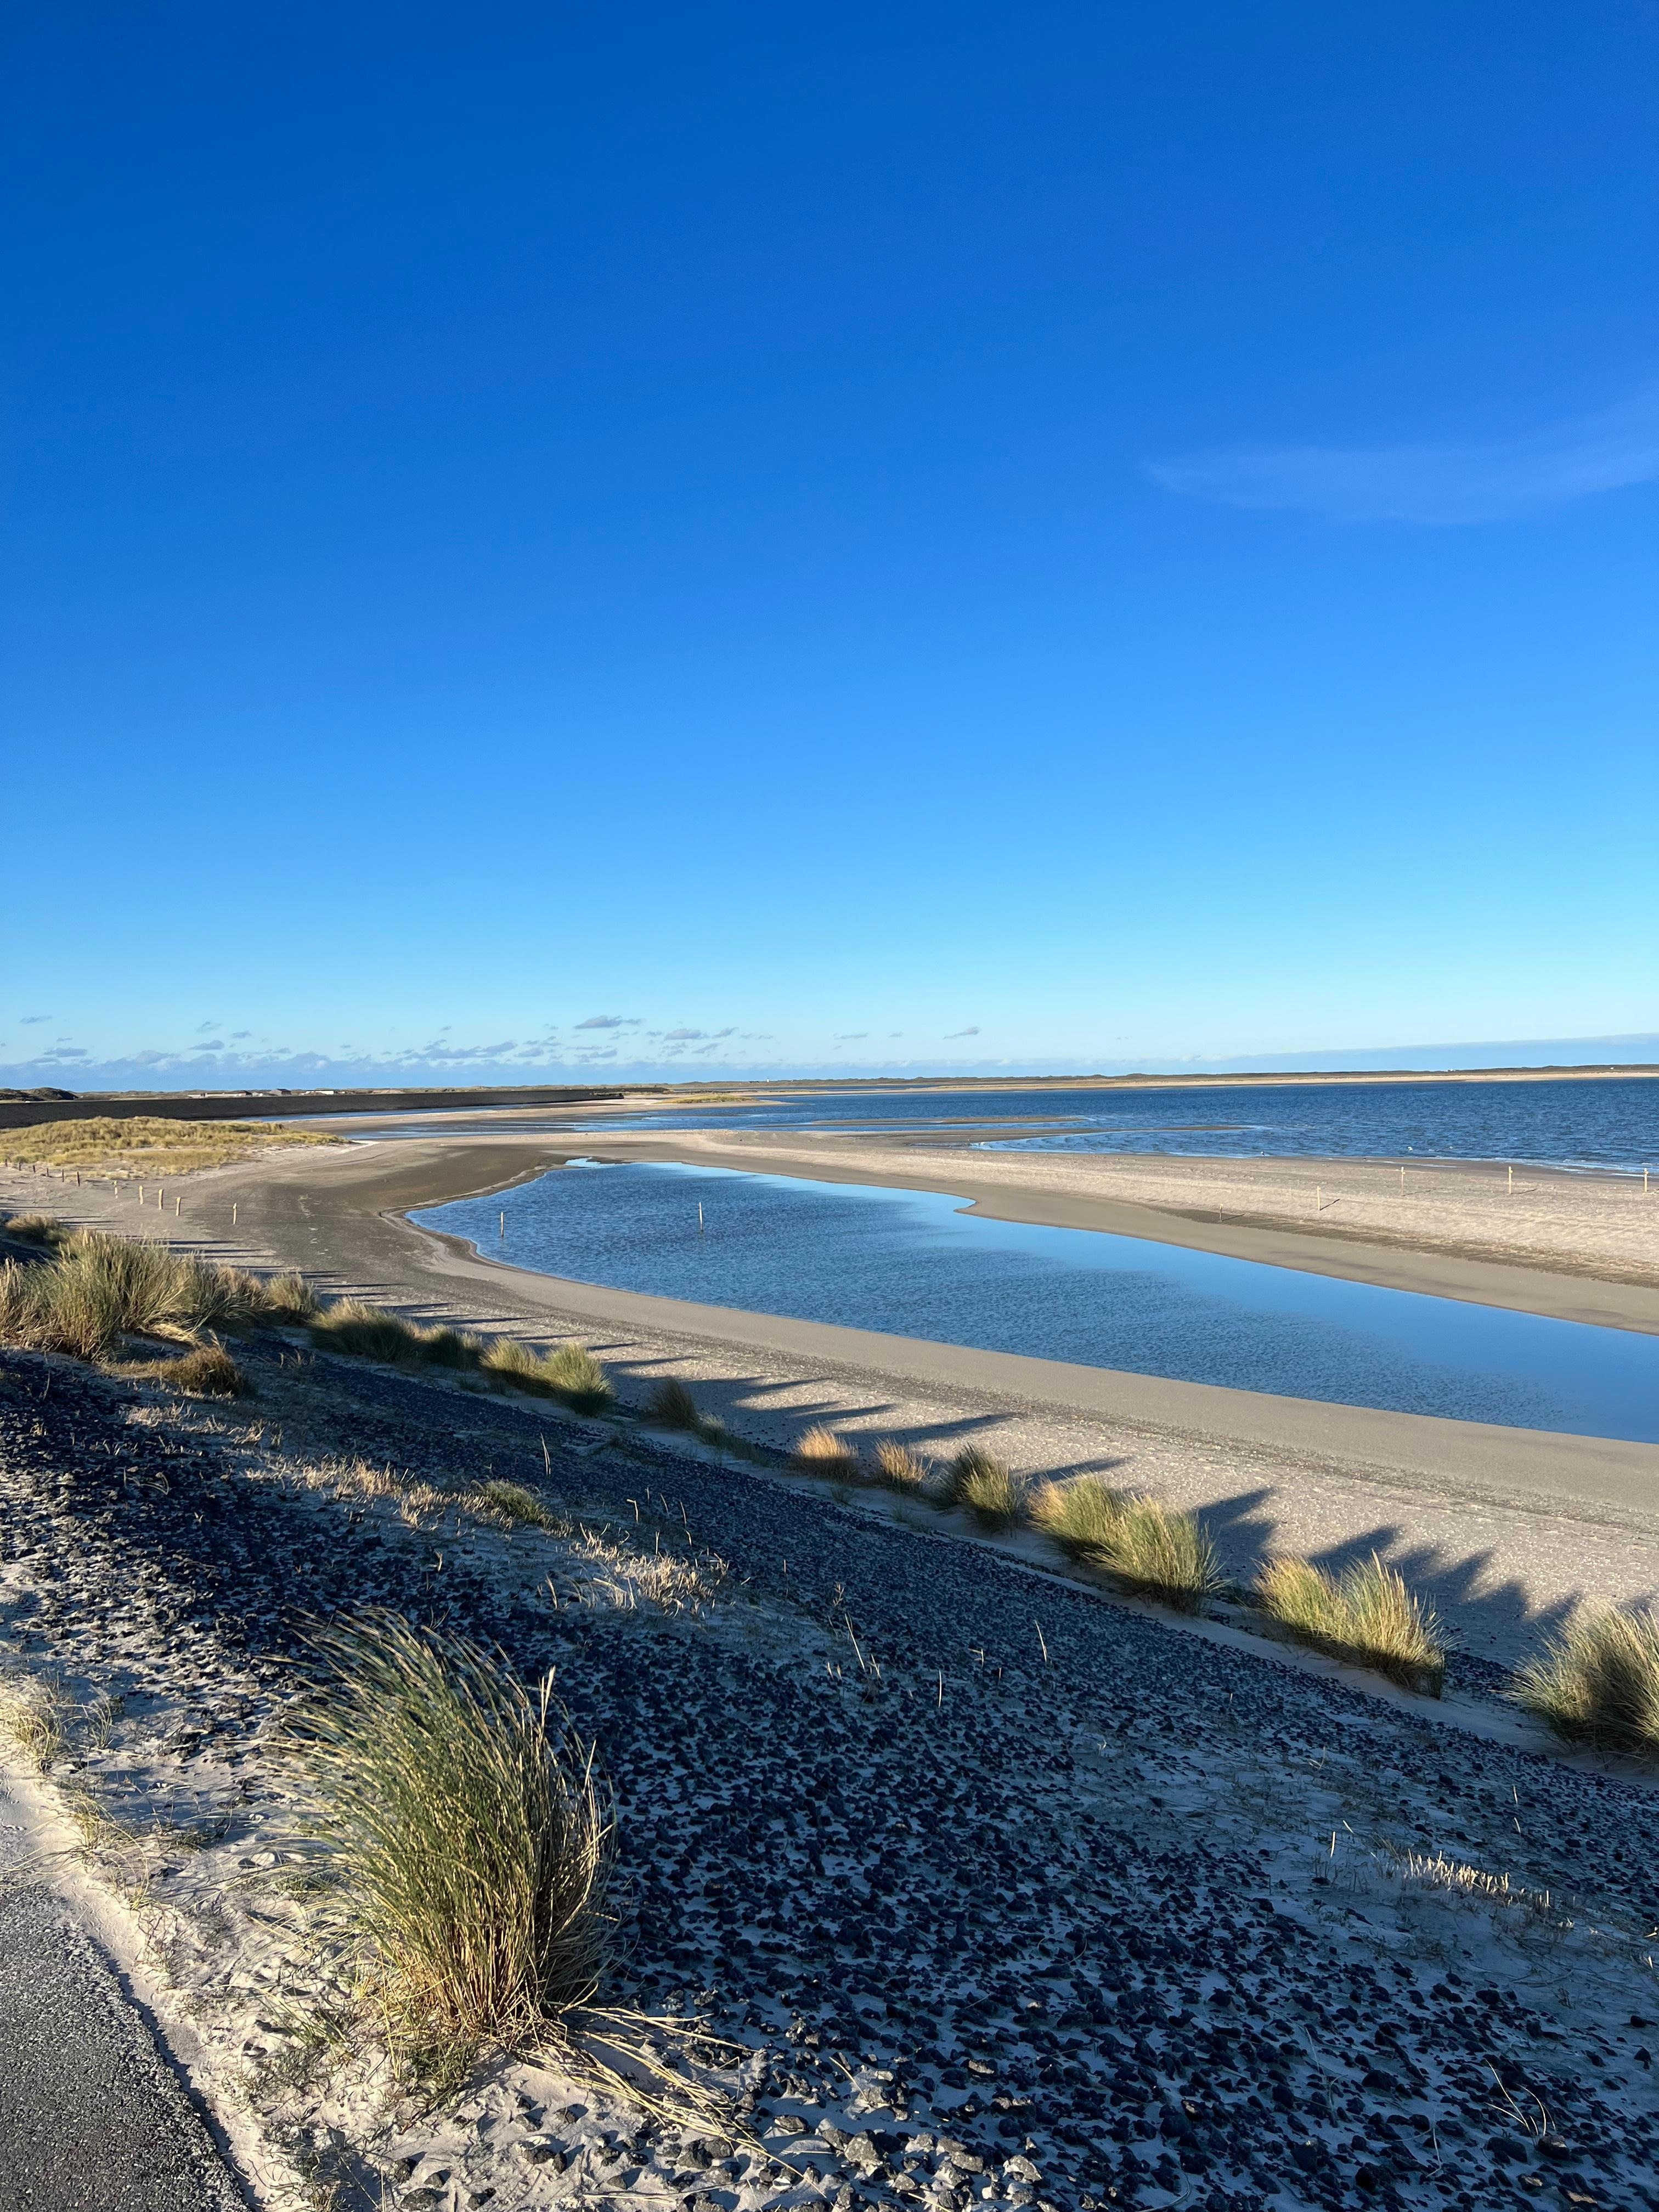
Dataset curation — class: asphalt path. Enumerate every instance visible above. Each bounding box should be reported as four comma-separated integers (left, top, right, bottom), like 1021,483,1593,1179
0,1787,244,2211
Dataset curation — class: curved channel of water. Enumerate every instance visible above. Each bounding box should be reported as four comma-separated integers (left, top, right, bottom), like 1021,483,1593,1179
414,1161,1659,1443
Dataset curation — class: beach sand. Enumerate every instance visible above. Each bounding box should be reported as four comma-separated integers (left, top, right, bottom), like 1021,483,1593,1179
577,1124,1659,1323
8,1128,1659,1660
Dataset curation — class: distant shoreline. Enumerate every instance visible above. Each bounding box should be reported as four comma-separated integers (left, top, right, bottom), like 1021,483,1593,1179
2,1060,1656,1140
663,1064,1659,1097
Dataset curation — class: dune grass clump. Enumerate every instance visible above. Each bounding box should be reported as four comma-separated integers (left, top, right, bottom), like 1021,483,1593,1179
303,1297,580,1384
0,1231,264,1358
946,1445,1026,1529
411,1324,476,1369
1031,1471,1127,1555
644,1376,702,1431
280,1611,613,2066
1256,1553,1446,1694
481,1338,613,1414
2,1212,67,1248
2,1114,338,1178
307,1299,417,1362
309,1299,481,1369
0,1676,67,1773
261,1271,321,1322
470,1479,562,1531
0,1261,38,1345
1032,1473,1219,1611
873,1438,929,1491
167,1341,248,1398
1512,1604,1659,1757
793,1424,860,1475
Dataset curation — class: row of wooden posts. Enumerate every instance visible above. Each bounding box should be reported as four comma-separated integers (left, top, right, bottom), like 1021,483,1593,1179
0,1161,241,1227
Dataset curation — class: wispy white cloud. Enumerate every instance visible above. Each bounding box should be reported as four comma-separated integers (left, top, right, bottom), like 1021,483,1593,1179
1148,383,1659,525
945,1025,980,1039
575,1014,639,1030
20,1014,50,1025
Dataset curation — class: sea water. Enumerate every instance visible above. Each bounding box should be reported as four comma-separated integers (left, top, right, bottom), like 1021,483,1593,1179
414,1161,1659,1442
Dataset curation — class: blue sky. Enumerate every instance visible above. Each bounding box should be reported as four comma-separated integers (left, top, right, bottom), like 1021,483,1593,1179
5,2,1656,1087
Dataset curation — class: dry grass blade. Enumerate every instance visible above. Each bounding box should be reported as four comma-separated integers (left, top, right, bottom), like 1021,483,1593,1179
1512,1604,1659,1756
644,1376,701,1430
947,1445,1025,1528
279,1611,614,2070
792,1423,860,1474
1256,1554,1445,1694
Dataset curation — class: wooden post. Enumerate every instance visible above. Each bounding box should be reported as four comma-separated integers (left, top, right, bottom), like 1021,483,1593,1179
1508,1165,1514,1193
232,1203,238,1227
500,1210,506,1238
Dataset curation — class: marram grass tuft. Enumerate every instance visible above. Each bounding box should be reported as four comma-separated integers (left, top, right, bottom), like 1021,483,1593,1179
1255,1554,1446,1694
792,1423,860,1473
482,1336,613,1413
946,1446,1025,1528
1032,1474,1219,1612
1513,1604,1659,1756
643,1376,702,1431
279,1611,614,2069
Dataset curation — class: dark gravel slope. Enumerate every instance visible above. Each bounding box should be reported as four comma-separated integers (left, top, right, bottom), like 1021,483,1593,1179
3,1344,1657,2212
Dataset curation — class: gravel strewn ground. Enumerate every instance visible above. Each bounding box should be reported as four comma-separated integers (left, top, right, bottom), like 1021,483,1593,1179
3,1339,1658,2212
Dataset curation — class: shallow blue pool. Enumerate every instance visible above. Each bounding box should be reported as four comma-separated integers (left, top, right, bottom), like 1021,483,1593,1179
413,1161,1659,1442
